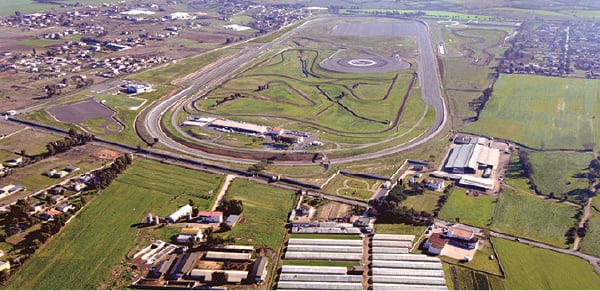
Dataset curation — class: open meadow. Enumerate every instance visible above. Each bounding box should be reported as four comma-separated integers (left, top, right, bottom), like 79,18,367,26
580,198,600,257
465,74,600,150
221,179,296,251
493,238,600,289
529,151,592,198
438,188,497,228
491,188,578,248
5,158,222,289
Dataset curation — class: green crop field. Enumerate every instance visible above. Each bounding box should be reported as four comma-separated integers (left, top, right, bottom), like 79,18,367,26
491,188,578,248
222,179,296,251
439,188,497,228
493,238,600,289
6,158,222,289
465,74,600,150
529,151,592,198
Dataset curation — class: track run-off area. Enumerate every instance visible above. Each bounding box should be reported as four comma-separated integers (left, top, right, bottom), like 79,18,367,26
142,16,447,165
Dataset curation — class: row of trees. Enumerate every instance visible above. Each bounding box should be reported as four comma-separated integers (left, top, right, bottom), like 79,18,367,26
368,183,433,225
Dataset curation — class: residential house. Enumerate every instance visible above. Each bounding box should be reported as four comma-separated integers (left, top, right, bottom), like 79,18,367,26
176,228,203,244
423,232,449,255
0,260,10,273
426,179,445,191
56,203,74,213
197,211,223,223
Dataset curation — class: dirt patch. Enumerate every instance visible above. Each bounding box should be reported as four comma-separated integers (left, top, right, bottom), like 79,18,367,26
316,202,351,220
91,148,122,160
196,260,225,270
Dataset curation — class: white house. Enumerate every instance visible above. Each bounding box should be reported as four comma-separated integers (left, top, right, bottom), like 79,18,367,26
197,211,223,223
176,228,203,244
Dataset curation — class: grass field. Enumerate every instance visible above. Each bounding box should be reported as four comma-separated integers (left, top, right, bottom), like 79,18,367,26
374,222,425,240
529,151,592,197
399,191,443,214
493,238,600,289
438,188,497,228
580,198,600,257
323,175,380,200
5,158,222,289
465,74,600,150
223,179,296,251
491,188,578,248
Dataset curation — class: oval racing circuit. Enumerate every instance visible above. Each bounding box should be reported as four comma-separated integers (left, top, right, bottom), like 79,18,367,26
142,16,447,165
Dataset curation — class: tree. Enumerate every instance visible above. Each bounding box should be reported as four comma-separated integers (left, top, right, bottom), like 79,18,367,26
211,272,228,285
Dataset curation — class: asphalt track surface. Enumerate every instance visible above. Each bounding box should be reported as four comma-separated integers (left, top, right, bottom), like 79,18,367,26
143,16,447,165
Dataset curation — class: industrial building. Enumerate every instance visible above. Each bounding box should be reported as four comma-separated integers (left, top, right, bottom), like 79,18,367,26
209,119,268,135
444,143,500,174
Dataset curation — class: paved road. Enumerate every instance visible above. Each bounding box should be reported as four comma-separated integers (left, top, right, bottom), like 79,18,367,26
434,218,600,275
142,16,447,165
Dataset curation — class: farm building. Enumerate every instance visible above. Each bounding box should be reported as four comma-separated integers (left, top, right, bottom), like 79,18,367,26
211,245,254,252
64,165,79,172
279,274,362,282
277,281,363,290
372,254,441,262
197,211,223,223
0,184,24,199
287,238,363,246
249,256,269,283
189,270,248,283
166,204,193,223
372,275,446,285
372,240,412,248
284,252,362,261
168,252,199,280
458,176,495,190
209,119,268,135
371,268,445,277
225,214,240,228
371,260,443,270
444,144,500,174
204,251,251,261
176,228,203,244
372,247,409,254
372,283,448,290
286,245,363,253
280,265,347,274
373,234,415,241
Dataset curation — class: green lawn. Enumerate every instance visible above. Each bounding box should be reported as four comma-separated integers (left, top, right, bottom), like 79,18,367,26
464,74,600,150
493,238,600,289
6,158,222,289
529,151,592,198
222,179,296,251
439,188,497,228
399,191,443,214
491,188,578,248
